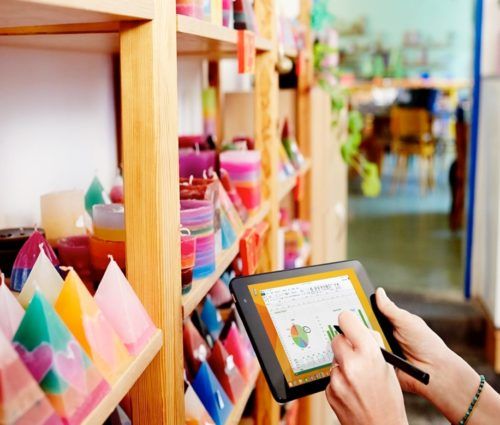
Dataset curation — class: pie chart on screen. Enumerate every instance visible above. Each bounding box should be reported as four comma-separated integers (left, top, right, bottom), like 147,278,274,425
291,324,309,348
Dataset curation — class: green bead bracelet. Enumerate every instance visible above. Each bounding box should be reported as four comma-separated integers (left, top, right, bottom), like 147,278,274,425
458,374,485,425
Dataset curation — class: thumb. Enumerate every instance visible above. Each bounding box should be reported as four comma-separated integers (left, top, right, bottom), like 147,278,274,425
375,288,410,326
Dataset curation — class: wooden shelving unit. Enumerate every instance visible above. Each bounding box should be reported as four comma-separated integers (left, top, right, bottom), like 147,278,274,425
225,362,260,425
0,0,336,424
81,330,163,425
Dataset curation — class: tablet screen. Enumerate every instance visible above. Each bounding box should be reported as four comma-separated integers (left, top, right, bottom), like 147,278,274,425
248,268,390,388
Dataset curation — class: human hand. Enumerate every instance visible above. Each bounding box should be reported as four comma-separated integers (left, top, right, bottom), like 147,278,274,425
375,288,484,423
325,311,408,425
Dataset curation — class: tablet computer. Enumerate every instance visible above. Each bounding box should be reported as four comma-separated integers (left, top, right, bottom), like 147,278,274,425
229,260,403,402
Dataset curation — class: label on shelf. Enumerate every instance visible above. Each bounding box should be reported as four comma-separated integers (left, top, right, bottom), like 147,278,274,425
237,30,256,74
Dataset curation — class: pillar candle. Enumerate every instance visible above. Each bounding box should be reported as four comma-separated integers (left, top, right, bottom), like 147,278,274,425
92,204,125,242
55,269,131,383
94,257,156,355
57,235,92,290
41,190,86,244
17,245,63,308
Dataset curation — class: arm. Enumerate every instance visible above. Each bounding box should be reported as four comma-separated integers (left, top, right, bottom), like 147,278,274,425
376,288,500,424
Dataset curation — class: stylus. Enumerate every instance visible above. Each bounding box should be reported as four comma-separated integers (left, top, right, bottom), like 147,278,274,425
333,326,430,385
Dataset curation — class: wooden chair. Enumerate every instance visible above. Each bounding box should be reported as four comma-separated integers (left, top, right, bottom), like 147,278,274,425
390,107,436,194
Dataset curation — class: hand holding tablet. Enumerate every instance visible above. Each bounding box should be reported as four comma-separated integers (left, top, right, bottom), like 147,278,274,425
230,260,430,402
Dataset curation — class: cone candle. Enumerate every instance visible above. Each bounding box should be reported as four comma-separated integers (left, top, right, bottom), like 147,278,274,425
10,230,59,292
41,190,86,244
85,176,110,216
55,269,131,383
0,274,24,340
94,257,156,355
0,227,40,278
13,291,110,424
18,244,63,308
0,329,62,425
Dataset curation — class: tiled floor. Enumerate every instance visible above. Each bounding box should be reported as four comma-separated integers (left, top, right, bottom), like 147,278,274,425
348,154,464,297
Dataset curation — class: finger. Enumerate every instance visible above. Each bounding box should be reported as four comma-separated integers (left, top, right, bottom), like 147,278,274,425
328,363,349,400
376,288,413,326
338,310,375,351
331,334,354,366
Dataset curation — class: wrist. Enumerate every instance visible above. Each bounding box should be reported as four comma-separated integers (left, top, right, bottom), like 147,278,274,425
421,348,479,423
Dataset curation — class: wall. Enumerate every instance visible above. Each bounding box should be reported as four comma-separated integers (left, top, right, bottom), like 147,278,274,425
472,0,500,327
0,46,117,228
333,0,474,78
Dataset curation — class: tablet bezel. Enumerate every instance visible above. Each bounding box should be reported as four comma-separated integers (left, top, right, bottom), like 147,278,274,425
229,259,403,403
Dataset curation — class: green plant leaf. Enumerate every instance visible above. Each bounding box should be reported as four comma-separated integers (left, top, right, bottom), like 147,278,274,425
361,162,382,197
348,110,364,133
341,143,357,164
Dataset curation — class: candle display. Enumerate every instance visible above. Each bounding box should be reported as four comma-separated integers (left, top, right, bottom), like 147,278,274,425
180,200,215,279
183,318,212,377
220,151,261,213
200,297,223,340
208,340,245,403
0,227,39,277
18,245,63,308
181,231,196,295
0,276,24,340
176,0,203,18
185,382,215,425
0,330,62,425
57,236,92,289
13,291,110,424
192,362,233,425
92,204,125,242
41,190,86,244
10,230,59,292
222,323,254,381
94,257,156,356
55,269,131,384
85,176,109,217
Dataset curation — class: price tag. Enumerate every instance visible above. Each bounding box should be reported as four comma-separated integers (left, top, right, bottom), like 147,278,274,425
238,30,256,74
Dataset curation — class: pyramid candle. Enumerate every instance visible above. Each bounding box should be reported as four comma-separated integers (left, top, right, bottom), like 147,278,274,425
55,269,131,383
85,176,110,216
94,257,156,355
18,245,63,308
13,291,110,424
0,329,62,425
0,275,24,340
10,230,59,292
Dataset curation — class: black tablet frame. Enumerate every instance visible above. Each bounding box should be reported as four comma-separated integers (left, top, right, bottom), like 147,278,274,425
229,260,403,403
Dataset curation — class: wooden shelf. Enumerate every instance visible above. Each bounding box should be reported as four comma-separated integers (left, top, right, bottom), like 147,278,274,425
177,14,272,56
0,0,153,29
81,330,163,425
278,159,311,202
182,201,271,318
225,362,260,425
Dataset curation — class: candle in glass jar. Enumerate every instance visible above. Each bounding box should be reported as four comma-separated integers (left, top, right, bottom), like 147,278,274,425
92,204,125,242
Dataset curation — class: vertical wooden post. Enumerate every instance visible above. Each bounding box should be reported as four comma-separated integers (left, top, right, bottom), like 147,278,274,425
297,0,314,224
254,0,279,274
120,0,184,422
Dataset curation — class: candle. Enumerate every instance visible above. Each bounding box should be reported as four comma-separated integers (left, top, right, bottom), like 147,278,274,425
222,0,233,27
222,322,254,381
40,189,86,244
85,176,110,216
57,235,92,290
55,269,131,383
10,230,59,292
181,231,196,294
17,245,63,308
110,172,124,204
0,329,61,425
13,291,110,423
0,227,40,277
94,257,156,355
89,236,126,280
0,274,24,340
92,204,125,242
179,149,216,179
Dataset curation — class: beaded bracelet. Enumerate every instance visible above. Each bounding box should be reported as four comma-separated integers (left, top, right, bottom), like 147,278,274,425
458,374,486,425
